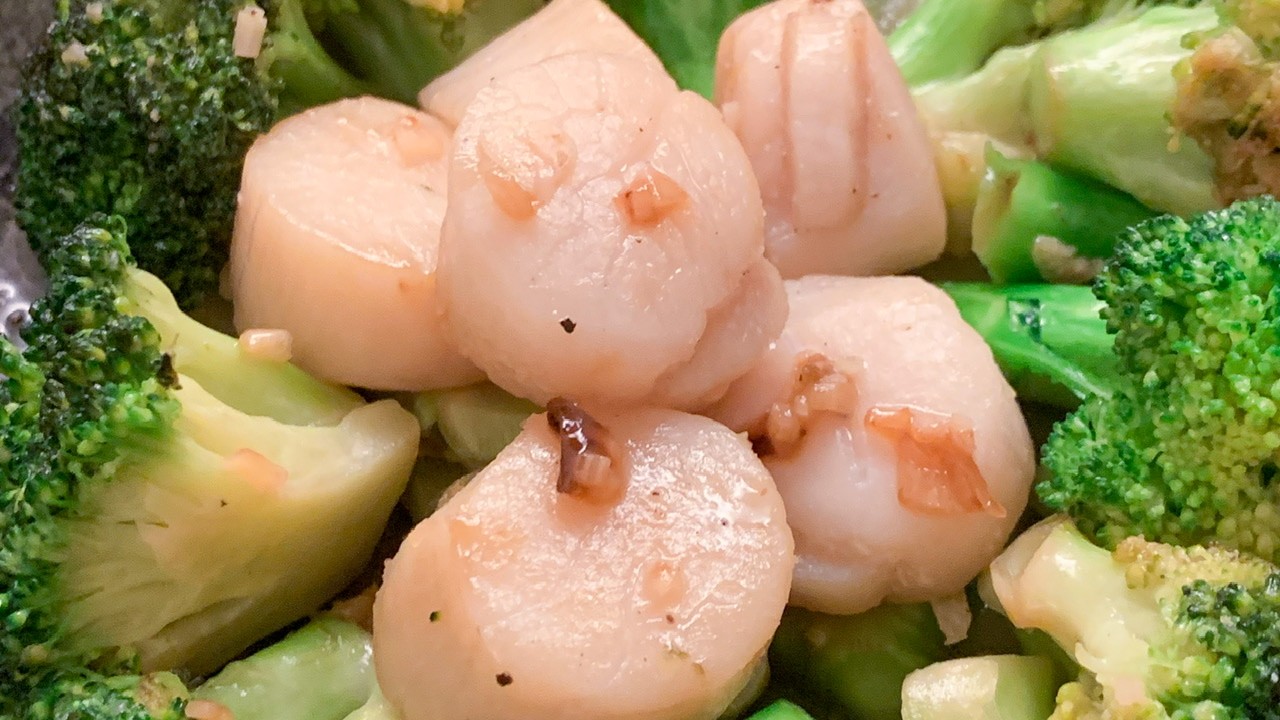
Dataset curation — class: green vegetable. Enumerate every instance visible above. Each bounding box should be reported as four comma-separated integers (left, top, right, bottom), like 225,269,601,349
194,617,378,720
769,604,948,720
887,0,1183,86
942,283,1116,408
971,148,1158,284
0,217,419,719
14,0,275,308
745,700,815,720
1040,197,1280,561
900,656,1059,720
989,518,1280,720
428,383,540,470
15,0,543,309
605,0,771,97
1173,0,1280,205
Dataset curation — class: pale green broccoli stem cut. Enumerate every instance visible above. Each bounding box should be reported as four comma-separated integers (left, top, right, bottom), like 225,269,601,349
1027,6,1218,214
194,617,378,720
900,656,1059,720
888,0,1038,85
971,149,1158,284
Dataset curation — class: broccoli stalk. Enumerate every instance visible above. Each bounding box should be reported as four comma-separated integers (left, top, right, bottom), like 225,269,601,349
942,283,1117,408
0,218,419,718
1040,197,1280,560
768,604,949,720
745,701,815,720
900,656,1060,720
194,617,379,720
971,147,1158,284
988,518,1280,719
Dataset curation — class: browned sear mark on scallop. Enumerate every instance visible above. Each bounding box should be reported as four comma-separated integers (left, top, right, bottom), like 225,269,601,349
757,352,857,458
546,397,625,505
864,405,1006,518
617,168,689,226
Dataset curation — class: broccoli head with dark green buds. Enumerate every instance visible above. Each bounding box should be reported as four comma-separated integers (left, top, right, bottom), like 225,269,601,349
989,518,1280,720
0,217,419,718
1040,197,1280,561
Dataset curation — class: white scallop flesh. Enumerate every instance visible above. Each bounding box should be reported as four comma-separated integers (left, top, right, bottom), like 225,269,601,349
437,52,787,410
715,0,947,278
231,97,483,391
373,408,795,720
707,276,1035,614
419,0,664,128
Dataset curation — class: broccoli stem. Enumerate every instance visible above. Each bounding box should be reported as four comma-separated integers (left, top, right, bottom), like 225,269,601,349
942,283,1117,407
888,0,1036,85
900,656,1059,720
193,617,377,720
1028,5,1218,214
972,148,1158,284
769,604,948,720
267,0,372,114
745,700,815,720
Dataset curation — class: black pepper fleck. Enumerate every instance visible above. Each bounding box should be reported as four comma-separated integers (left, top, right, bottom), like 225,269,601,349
560,318,577,334
496,673,513,687
429,611,441,622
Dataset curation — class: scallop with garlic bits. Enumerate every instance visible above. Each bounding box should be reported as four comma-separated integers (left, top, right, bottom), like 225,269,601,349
373,404,795,720
715,0,947,278
231,97,482,391
437,52,787,411
709,276,1035,615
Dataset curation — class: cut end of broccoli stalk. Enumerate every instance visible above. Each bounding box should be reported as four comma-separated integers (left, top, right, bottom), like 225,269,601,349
971,147,1158,284
194,617,377,720
900,655,1059,720
744,700,815,720
888,0,1036,86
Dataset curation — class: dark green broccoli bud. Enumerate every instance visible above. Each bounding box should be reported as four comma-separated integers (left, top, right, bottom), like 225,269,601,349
989,518,1280,720
769,604,948,720
971,147,1159,284
14,0,276,308
1040,197,1280,559
0,217,419,718
942,283,1118,408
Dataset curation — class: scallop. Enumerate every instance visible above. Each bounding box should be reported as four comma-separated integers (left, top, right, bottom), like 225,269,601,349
419,0,663,127
436,52,786,410
708,276,1035,614
373,404,795,720
231,96,483,391
715,0,947,278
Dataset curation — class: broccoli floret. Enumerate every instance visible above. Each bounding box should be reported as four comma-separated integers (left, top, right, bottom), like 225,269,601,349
15,0,544,309
1173,0,1280,206
988,518,1280,720
1040,197,1280,560
14,0,276,308
942,282,1118,408
0,217,419,718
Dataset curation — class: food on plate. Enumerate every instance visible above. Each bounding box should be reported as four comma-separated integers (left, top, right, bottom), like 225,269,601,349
709,276,1035,613
0,219,418,714
374,406,794,720
437,51,786,410
715,0,947,278
231,96,482,391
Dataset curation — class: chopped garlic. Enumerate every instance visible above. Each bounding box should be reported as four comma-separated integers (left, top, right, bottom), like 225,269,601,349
930,593,974,646
1031,234,1105,285
85,2,104,23
233,5,268,59
60,41,90,67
